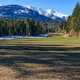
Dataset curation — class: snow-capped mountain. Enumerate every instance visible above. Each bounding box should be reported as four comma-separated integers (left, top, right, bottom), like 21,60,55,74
46,8,67,18
0,5,68,21
25,5,68,19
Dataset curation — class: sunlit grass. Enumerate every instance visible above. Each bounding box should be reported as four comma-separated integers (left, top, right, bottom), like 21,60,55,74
0,36,80,45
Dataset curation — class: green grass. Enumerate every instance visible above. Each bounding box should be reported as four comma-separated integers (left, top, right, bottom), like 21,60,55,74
0,36,80,45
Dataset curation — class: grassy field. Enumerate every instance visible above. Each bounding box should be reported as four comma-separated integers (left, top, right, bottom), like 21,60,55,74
0,36,80,45
0,36,79,80
0,49,79,80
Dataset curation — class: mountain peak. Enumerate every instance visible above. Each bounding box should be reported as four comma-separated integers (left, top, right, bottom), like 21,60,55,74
24,5,68,18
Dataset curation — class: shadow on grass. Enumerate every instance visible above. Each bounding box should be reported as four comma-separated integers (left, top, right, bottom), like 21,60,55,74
0,46,79,79
0,55,55,76
0,50,79,77
0,45,80,51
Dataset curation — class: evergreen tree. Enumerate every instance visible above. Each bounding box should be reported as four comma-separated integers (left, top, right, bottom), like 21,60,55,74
65,2,80,37
72,2,80,17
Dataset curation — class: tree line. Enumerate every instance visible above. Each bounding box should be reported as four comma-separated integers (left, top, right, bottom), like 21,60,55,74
0,17,63,36
0,19,49,36
64,2,80,37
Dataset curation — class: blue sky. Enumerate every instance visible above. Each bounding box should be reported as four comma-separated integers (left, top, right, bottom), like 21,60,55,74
0,0,80,15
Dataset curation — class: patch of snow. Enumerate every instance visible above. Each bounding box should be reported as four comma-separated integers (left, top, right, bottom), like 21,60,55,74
14,9,29,14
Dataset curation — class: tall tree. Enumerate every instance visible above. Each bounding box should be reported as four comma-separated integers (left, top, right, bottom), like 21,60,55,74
65,2,80,37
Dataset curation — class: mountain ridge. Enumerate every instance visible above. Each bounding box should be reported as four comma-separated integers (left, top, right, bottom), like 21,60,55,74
24,5,68,19
0,5,68,22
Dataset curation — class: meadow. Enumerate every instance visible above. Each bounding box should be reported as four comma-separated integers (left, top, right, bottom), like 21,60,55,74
0,36,80,46
0,36,79,80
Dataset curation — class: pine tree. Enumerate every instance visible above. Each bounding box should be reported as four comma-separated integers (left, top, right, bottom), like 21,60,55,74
72,2,80,17
65,2,80,37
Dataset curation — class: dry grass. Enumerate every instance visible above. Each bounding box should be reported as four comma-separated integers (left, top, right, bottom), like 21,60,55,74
0,50,79,80
0,66,17,80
